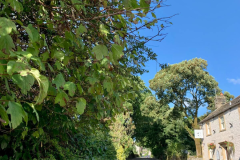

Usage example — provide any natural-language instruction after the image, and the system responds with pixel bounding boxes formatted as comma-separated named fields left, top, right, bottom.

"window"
left=219, top=115, right=226, bottom=131
left=206, top=122, right=211, bottom=135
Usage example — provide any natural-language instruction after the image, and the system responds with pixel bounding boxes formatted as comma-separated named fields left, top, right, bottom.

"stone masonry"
left=200, top=95, right=240, bottom=160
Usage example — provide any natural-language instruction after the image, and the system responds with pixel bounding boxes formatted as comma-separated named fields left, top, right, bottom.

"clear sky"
left=140, top=0, right=240, bottom=116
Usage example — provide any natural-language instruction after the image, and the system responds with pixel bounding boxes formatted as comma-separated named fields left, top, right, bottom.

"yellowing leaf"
left=99, top=24, right=109, bottom=37
left=30, top=68, right=49, bottom=104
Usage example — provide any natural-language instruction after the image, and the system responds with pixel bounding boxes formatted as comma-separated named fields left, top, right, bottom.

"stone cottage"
left=200, top=94, right=240, bottom=160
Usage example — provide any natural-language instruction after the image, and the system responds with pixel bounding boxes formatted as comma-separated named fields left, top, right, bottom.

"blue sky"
left=140, top=0, right=240, bottom=116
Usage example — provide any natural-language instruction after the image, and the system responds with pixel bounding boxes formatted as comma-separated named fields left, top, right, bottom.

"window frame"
left=205, top=121, right=211, bottom=136
left=218, top=114, right=226, bottom=132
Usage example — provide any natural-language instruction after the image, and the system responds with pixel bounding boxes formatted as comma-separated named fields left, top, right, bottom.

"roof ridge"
left=200, top=95, right=240, bottom=123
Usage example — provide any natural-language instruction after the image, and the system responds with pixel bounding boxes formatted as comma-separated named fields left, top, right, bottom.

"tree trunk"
left=194, top=138, right=202, bottom=157
left=185, top=117, right=202, bottom=157
left=193, top=117, right=202, bottom=157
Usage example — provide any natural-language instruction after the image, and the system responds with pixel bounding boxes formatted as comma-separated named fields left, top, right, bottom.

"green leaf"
left=12, top=74, right=35, bottom=94
left=15, top=51, right=33, bottom=59
left=30, top=56, right=46, bottom=71
left=54, top=61, right=62, bottom=70
left=65, top=31, right=74, bottom=43
left=40, top=52, right=49, bottom=61
left=52, top=73, right=65, bottom=89
left=123, top=0, right=138, bottom=8
left=151, top=12, right=156, bottom=18
left=32, top=131, right=39, bottom=138
left=16, top=20, right=23, bottom=26
left=7, top=61, right=28, bottom=75
left=22, top=127, right=28, bottom=139
left=23, top=111, right=28, bottom=126
left=30, top=68, right=49, bottom=104
left=53, top=50, right=65, bottom=61
left=27, top=103, right=39, bottom=122
left=55, top=90, right=69, bottom=106
left=86, top=77, right=99, bottom=85
left=0, top=17, right=16, bottom=36
left=140, top=0, right=150, bottom=13
left=92, top=45, right=108, bottom=60
left=7, top=101, right=25, bottom=129
left=77, top=84, right=83, bottom=95
left=26, top=47, right=38, bottom=56
left=99, top=24, right=109, bottom=37
left=38, top=128, right=44, bottom=135
left=76, top=98, right=86, bottom=115
left=5, top=78, right=10, bottom=92
left=114, top=34, right=121, bottom=44
left=48, top=84, right=57, bottom=96
left=76, top=24, right=87, bottom=35
left=0, top=35, right=15, bottom=52
left=1, top=141, right=7, bottom=150
left=64, top=82, right=76, bottom=97
left=0, top=104, right=9, bottom=125
left=7, top=0, right=23, bottom=13
left=0, top=59, right=7, bottom=76
left=111, top=44, right=124, bottom=60
left=23, top=24, right=39, bottom=43
left=103, top=79, right=113, bottom=93
left=48, top=63, right=54, bottom=72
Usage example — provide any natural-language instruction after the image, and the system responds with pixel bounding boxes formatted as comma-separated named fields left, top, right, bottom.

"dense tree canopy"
left=0, top=0, right=172, bottom=159
left=132, top=82, right=195, bottom=159
left=149, top=58, right=219, bottom=157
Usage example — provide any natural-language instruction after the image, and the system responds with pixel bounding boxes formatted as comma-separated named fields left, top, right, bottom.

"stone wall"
left=187, top=156, right=203, bottom=160
left=201, top=104, right=240, bottom=160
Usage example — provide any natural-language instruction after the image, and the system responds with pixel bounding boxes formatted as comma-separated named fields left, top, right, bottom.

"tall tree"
left=149, top=58, right=219, bottom=157
left=131, top=81, right=194, bottom=159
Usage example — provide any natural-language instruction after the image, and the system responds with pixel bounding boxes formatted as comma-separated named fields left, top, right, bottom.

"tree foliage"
left=132, top=82, right=195, bottom=159
left=110, top=110, right=135, bottom=160
left=0, top=0, right=171, bottom=159
left=149, top=58, right=219, bottom=156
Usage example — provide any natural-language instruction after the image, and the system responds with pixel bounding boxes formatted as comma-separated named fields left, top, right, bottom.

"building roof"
left=200, top=95, right=240, bottom=124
